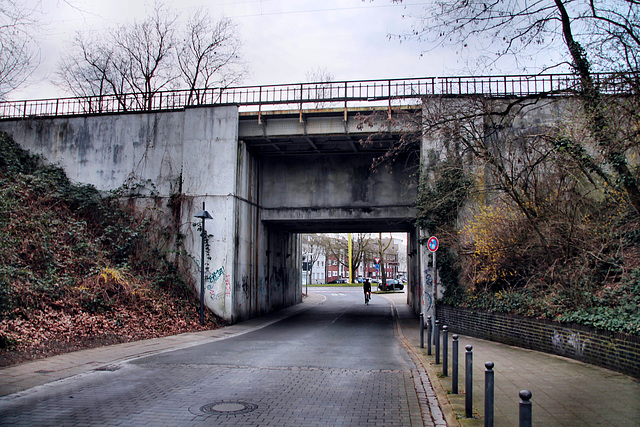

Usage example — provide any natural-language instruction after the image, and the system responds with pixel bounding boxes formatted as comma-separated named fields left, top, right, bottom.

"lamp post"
left=194, top=202, right=212, bottom=326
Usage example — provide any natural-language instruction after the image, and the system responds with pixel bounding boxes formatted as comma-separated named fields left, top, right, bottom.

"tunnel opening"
left=300, top=231, right=409, bottom=289
left=257, top=218, right=422, bottom=323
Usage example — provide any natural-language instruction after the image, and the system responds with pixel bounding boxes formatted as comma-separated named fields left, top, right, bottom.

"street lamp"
left=194, top=202, right=212, bottom=325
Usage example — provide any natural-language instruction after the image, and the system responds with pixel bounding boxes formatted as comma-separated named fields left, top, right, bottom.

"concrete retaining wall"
left=437, top=305, right=640, bottom=378
left=0, top=106, right=301, bottom=323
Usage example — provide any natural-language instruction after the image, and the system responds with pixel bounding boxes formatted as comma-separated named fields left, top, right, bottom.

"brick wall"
left=437, top=305, right=640, bottom=379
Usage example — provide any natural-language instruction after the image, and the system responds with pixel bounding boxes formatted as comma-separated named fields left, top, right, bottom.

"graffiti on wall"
left=552, top=329, right=590, bottom=357
left=241, top=274, right=249, bottom=298
left=208, top=266, right=225, bottom=284
left=206, top=266, right=227, bottom=302
left=424, top=270, right=433, bottom=286
left=424, top=292, right=433, bottom=312
left=423, top=270, right=433, bottom=312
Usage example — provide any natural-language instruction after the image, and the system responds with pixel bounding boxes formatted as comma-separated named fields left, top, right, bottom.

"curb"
left=386, top=296, right=460, bottom=427
left=417, top=348, right=483, bottom=426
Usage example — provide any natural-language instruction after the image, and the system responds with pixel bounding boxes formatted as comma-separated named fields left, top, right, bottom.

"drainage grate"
left=200, top=401, right=258, bottom=415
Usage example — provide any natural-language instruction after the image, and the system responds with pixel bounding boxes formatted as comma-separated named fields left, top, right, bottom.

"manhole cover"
left=200, top=401, right=258, bottom=415
left=94, top=365, right=121, bottom=372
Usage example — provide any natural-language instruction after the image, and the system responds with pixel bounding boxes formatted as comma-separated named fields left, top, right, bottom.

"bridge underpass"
left=238, top=108, right=423, bottom=322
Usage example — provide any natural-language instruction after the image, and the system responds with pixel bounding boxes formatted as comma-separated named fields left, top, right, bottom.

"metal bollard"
left=435, top=320, right=441, bottom=364
left=465, top=345, right=473, bottom=418
left=485, top=362, right=495, bottom=427
left=427, top=316, right=432, bottom=356
left=420, top=313, right=424, bottom=348
left=452, top=335, right=459, bottom=394
left=442, top=326, right=449, bottom=376
left=519, top=390, right=532, bottom=427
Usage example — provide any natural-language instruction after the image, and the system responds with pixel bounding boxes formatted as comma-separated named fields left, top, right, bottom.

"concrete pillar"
left=181, top=106, right=240, bottom=322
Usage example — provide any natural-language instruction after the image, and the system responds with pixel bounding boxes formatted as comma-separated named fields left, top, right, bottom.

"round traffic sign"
left=427, top=236, right=439, bottom=252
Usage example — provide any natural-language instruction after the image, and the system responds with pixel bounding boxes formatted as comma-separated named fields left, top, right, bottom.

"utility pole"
left=348, top=233, right=353, bottom=283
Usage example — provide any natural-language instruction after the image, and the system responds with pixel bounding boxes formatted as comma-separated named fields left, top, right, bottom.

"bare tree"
left=177, top=10, right=246, bottom=104
left=387, top=0, right=640, bottom=212
left=305, top=67, right=336, bottom=108
left=390, top=0, right=638, bottom=74
left=58, top=33, right=123, bottom=110
left=0, top=0, right=39, bottom=99
left=58, top=2, right=177, bottom=110
left=58, top=2, right=246, bottom=110
left=319, top=233, right=374, bottom=280
left=305, top=67, right=334, bottom=83
left=114, top=2, right=178, bottom=110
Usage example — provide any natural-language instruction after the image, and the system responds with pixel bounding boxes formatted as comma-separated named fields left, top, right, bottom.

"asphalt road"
left=0, top=288, right=430, bottom=426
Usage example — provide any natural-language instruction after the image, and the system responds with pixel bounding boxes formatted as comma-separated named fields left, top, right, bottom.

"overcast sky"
left=12, top=0, right=481, bottom=100
left=14, top=0, right=566, bottom=101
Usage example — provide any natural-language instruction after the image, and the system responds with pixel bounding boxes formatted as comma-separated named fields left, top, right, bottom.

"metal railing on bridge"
left=0, top=73, right=633, bottom=120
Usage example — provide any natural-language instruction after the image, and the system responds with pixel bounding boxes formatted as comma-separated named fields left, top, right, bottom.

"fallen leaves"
left=0, top=289, right=223, bottom=366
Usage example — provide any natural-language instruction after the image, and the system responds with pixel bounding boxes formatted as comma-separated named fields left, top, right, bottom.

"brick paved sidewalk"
left=390, top=293, right=640, bottom=427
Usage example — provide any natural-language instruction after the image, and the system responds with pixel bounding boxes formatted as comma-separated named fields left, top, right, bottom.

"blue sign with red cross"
left=427, top=236, right=439, bottom=252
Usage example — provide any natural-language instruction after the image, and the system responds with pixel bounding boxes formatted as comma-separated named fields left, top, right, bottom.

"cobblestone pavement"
left=0, top=363, right=423, bottom=426
left=0, top=289, right=441, bottom=426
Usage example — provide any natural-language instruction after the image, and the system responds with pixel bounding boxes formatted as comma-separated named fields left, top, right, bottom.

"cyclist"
left=363, top=278, right=371, bottom=305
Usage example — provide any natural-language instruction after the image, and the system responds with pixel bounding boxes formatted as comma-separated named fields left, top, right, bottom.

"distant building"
left=302, top=236, right=326, bottom=285
left=302, top=234, right=406, bottom=284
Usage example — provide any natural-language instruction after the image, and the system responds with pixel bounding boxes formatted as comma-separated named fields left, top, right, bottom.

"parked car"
left=377, top=279, right=404, bottom=291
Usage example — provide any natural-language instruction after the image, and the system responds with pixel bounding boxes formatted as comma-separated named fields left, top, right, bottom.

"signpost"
left=427, top=236, right=439, bottom=324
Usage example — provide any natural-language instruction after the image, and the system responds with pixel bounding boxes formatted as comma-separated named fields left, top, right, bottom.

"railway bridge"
left=0, top=74, right=625, bottom=322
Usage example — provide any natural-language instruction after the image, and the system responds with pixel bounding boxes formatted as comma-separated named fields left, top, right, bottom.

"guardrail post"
left=427, top=316, right=432, bottom=356
left=465, top=345, right=473, bottom=418
left=452, top=335, right=459, bottom=394
left=435, top=320, right=441, bottom=364
left=519, top=390, right=532, bottom=427
left=387, top=79, right=392, bottom=119
left=485, top=362, right=494, bottom=427
left=442, top=326, right=448, bottom=376
left=344, top=81, right=348, bottom=121
left=420, top=313, right=424, bottom=348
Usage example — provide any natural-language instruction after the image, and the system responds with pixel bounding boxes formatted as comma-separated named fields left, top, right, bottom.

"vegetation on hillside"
left=383, top=0, right=640, bottom=337
left=0, top=133, right=223, bottom=366
left=416, top=96, right=640, bottom=336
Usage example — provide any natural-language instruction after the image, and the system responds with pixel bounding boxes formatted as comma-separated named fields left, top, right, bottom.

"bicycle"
left=364, top=291, right=371, bottom=305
